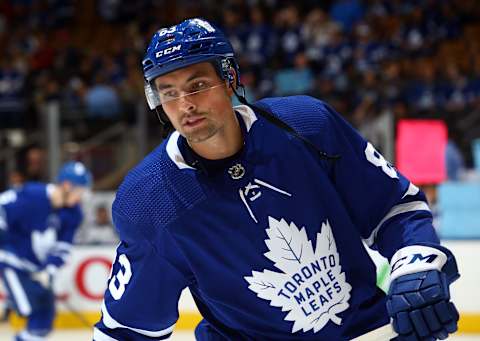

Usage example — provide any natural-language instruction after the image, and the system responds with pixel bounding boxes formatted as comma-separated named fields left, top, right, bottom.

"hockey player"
left=0, top=161, right=92, bottom=341
left=93, top=18, right=460, bottom=341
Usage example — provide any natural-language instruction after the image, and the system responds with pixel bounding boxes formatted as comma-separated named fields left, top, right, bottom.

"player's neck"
left=188, top=116, right=243, bottom=160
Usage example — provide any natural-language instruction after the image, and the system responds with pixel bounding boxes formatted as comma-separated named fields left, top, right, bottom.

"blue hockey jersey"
left=94, top=96, right=438, bottom=340
left=0, top=182, right=83, bottom=272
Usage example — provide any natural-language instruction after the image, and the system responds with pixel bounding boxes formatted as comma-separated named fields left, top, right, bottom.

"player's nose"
left=177, top=94, right=197, bottom=113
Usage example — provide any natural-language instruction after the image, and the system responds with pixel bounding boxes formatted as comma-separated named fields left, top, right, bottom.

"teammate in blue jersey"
left=0, top=161, right=92, bottom=341
left=93, top=18, right=460, bottom=341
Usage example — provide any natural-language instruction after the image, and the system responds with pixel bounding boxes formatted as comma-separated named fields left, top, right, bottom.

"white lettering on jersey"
left=109, top=254, right=132, bottom=300
left=365, top=142, right=398, bottom=179
left=245, top=218, right=351, bottom=333
left=239, top=178, right=292, bottom=223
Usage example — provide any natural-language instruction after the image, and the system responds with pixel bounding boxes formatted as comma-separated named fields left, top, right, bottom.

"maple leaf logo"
left=244, top=217, right=352, bottom=333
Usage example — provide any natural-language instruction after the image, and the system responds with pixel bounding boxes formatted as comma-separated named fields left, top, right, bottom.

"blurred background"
left=0, top=0, right=480, bottom=338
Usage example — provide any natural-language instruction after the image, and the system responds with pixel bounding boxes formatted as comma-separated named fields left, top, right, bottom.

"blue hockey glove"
left=387, top=244, right=460, bottom=341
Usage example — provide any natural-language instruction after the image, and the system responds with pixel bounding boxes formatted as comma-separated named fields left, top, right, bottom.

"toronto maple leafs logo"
left=244, top=217, right=352, bottom=334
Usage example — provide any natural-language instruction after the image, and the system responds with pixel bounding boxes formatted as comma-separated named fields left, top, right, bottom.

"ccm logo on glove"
left=390, top=246, right=447, bottom=281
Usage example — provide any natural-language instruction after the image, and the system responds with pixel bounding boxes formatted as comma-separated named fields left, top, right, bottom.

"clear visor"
left=148, top=78, right=227, bottom=108
left=145, top=82, right=161, bottom=110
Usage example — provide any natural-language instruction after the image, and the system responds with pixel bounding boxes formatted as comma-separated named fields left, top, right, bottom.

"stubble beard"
left=184, top=121, right=220, bottom=144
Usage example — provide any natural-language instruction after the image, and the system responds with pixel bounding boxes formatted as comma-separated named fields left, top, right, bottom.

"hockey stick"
left=350, top=323, right=398, bottom=341
left=57, top=299, right=92, bottom=328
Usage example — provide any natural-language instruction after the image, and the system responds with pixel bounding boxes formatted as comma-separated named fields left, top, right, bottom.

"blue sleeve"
left=57, top=206, right=83, bottom=243
left=312, top=98, right=439, bottom=259
left=45, top=206, right=83, bottom=269
left=94, top=210, right=189, bottom=340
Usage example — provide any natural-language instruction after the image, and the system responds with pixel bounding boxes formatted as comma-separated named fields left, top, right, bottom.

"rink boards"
left=2, top=241, right=479, bottom=333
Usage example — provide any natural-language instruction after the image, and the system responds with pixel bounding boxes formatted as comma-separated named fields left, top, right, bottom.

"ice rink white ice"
left=1, top=326, right=480, bottom=341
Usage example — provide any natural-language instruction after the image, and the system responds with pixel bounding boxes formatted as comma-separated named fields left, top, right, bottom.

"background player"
left=94, top=18, right=459, bottom=341
left=0, top=161, right=92, bottom=341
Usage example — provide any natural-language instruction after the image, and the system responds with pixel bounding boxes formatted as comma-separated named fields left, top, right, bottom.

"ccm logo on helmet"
left=156, top=45, right=181, bottom=58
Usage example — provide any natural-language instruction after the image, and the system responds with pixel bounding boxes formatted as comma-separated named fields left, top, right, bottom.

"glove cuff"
left=390, top=245, right=448, bottom=282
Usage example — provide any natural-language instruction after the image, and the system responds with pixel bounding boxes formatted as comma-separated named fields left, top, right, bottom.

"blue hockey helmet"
left=142, top=18, right=240, bottom=110
left=56, top=161, right=92, bottom=187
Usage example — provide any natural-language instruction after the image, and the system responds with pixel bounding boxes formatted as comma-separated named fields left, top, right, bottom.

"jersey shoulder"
left=254, top=95, right=334, bottom=137
left=0, top=182, right=51, bottom=227
left=8, top=182, right=49, bottom=209
left=19, top=182, right=49, bottom=198
left=113, top=141, right=204, bottom=241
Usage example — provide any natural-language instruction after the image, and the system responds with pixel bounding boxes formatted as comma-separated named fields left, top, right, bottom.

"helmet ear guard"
left=219, top=57, right=240, bottom=87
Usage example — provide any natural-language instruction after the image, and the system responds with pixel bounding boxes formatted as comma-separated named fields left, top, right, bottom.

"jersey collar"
left=165, top=104, right=258, bottom=171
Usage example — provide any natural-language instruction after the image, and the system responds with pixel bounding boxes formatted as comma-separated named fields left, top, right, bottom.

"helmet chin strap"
left=154, top=106, right=174, bottom=137
left=231, top=84, right=340, bottom=161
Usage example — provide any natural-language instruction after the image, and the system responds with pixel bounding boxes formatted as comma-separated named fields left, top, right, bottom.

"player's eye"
left=189, top=80, right=209, bottom=92
left=161, top=89, right=179, bottom=99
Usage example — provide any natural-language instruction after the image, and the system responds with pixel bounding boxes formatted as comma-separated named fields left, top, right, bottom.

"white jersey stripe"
left=4, top=268, right=32, bottom=315
left=234, top=104, right=258, bottom=132
left=17, top=330, right=46, bottom=341
left=364, top=201, right=430, bottom=247
left=0, top=205, right=7, bottom=231
left=166, top=131, right=195, bottom=170
left=0, top=250, right=38, bottom=272
left=401, top=182, right=420, bottom=199
left=101, top=302, right=175, bottom=337
left=93, top=327, right=119, bottom=341
left=54, top=241, right=72, bottom=251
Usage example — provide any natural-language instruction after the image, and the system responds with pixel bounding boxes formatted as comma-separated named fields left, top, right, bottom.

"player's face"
left=50, top=182, right=87, bottom=208
left=153, top=62, right=235, bottom=144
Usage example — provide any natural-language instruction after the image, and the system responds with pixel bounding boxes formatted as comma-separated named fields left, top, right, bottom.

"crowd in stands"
left=1, top=0, right=480, bottom=164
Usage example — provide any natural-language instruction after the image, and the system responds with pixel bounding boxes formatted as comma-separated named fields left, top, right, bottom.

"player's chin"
left=184, top=126, right=217, bottom=143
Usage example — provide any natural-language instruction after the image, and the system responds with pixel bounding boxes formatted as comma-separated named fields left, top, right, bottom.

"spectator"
left=274, top=52, right=313, bottom=96
left=330, top=0, right=365, bottom=32
left=0, top=56, right=27, bottom=128
left=274, top=4, right=304, bottom=67
left=243, top=5, right=276, bottom=67
left=75, top=204, right=119, bottom=244
left=15, top=144, right=47, bottom=183
left=84, top=74, right=121, bottom=119
left=445, top=139, right=466, bottom=181
left=1, top=0, right=480, bottom=187
left=302, top=8, right=340, bottom=62
left=404, top=58, right=440, bottom=114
